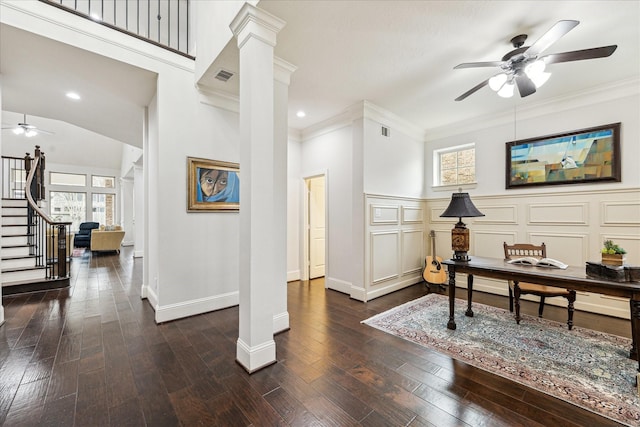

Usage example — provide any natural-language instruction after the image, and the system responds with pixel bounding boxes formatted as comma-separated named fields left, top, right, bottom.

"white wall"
left=301, top=124, right=354, bottom=294
left=287, top=136, right=302, bottom=281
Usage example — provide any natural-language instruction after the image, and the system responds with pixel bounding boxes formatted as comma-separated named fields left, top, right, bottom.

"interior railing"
left=38, top=0, right=193, bottom=58
left=2, top=147, right=72, bottom=280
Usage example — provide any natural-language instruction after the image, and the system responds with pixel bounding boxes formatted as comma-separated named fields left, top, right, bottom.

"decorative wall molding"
left=401, top=229, right=424, bottom=276
left=601, top=201, right=640, bottom=226
left=370, top=205, right=399, bottom=224
left=402, top=206, right=424, bottom=224
left=370, top=231, right=400, bottom=284
left=473, top=205, right=517, bottom=224
left=528, top=203, right=588, bottom=225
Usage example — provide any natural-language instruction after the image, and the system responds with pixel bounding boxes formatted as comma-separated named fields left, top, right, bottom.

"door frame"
left=302, top=171, right=328, bottom=283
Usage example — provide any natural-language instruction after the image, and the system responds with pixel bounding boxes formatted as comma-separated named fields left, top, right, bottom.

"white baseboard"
left=361, top=275, right=423, bottom=302
left=0, top=305, right=4, bottom=327
left=273, top=311, right=290, bottom=333
left=236, top=337, right=276, bottom=373
left=133, top=250, right=144, bottom=258
left=287, top=270, right=300, bottom=282
left=154, top=291, right=239, bottom=323
left=121, top=240, right=134, bottom=247
left=326, top=276, right=351, bottom=294
left=140, top=284, right=148, bottom=299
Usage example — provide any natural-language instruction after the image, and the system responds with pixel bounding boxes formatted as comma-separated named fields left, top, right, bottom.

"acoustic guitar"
left=423, top=230, right=447, bottom=285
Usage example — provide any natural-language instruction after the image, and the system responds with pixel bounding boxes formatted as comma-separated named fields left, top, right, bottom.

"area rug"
left=362, top=294, right=640, bottom=426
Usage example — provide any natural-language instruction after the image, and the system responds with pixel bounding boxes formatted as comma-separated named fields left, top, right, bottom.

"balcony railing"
left=39, top=0, right=193, bottom=58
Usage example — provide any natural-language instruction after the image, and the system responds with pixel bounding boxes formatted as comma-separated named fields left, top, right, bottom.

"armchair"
left=73, top=222, right=100, bottom=248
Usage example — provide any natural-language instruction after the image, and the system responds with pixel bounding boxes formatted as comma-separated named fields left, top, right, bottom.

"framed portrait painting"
left=187, top=157, right=239, bottom=212
left=506, top=122, right=621, bottom=189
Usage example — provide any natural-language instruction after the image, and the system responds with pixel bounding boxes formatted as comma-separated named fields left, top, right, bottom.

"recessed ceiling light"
left=296, top=111, right=306, bottom=118
left=66, top=92, right=81, bottom=100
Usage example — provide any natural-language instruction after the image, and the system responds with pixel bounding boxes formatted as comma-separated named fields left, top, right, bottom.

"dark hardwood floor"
left=0, top=247, right=630, bottom=426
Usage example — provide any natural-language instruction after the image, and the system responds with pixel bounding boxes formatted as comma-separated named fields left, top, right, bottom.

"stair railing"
left=24, top=146, right=72, bottom=280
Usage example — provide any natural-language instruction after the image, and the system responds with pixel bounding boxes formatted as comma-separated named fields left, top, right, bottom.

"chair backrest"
left=503, top=242, right=546, bottom=260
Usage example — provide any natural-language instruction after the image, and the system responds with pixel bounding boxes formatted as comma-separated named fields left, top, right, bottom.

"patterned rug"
left=362, top=294, right=640, bottom=426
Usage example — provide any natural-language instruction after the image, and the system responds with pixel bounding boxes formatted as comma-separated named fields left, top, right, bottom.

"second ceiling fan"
left=454, top=20, right=617, bottom=101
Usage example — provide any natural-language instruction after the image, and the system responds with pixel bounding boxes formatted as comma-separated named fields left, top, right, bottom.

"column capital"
left=274, top=57, right=297, bottom=86
left=230, top=3, right=285, bottom=49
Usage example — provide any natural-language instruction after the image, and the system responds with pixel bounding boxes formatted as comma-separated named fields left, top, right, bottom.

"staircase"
left=1, top=198, right=47, bottom=287
left=1, top=148, right=71, bottom=295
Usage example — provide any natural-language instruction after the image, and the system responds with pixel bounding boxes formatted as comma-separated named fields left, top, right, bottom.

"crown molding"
left=198, top=86, right=240, bottom=113
left=362, top=100, right=424, bottom=141
left=426, top=77, right=640, bottom=141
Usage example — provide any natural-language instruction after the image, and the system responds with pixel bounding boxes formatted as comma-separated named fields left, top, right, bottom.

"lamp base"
left=452, top=251, right=470, bottom=262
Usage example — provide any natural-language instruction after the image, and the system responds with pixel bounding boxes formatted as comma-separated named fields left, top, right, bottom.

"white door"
left=308, top=176, right=325, bottom=279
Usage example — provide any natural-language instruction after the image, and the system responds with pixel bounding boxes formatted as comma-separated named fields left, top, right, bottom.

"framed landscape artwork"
left=506, top=122, right=621, bottom=189
left=187, top=157, right=239, bottom=212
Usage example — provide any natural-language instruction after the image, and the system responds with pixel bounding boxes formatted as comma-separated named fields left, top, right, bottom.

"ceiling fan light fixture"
left=497, top=81, right=515, bottom=98
left=488, top=73, right=508, bottom=91
left=25, top=129, right=38, bottom=137
left=12, top=127, right=25, bottom=135
left=531, top=71, right=552, bottom=88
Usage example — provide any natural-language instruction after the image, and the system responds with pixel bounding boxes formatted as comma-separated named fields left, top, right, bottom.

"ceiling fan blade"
left=36, top=129, right=54, bottom=135
left=525, top=20, right=580, bottom=58
left=542, top=45, right=618, bottom=65
left=515, top=75, right=536, bottom=97
left=455, top=79, right=490, bottom=101
left=454, top=61, right=504, bottom=69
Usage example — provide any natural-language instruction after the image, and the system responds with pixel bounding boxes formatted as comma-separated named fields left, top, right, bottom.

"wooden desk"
left=442, top=256, right=640, bottom=386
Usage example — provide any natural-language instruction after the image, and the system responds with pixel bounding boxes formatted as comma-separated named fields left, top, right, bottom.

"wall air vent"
left=381, top=126, right=390, bottom=137
left=214, top=69, right=235, bottom=82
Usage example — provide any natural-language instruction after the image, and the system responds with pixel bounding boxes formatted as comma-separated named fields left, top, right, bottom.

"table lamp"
left=440, top=190, right=484, bottom=261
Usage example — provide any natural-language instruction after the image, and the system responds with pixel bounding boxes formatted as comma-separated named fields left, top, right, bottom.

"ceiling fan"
left=454, top=20, right=617, bottom=101
left=1, top=114, right=54, bottom=137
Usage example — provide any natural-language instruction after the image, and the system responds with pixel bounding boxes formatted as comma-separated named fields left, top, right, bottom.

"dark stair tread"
left=2, top=214, right=28, bottom=217
left=1, top=244, right=36, bottom=249
left=1, top=234, right=35, bottom=237
left=1, top=277, right=70, bottom=295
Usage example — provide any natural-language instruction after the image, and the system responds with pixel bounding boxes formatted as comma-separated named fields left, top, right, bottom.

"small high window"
left=434, top=144, right=476, bottom=187
left=50, top=172, right=86, bottom=187
left=92, top=175, right=115, bottom=188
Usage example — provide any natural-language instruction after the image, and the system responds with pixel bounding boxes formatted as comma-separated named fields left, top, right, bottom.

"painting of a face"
left=200, top=169, right=228, bottom=198
left=188, top=157, right=240, bottom=212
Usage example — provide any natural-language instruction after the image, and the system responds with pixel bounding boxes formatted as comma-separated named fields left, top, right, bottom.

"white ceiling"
left=1, top=0, right=639, bottom=162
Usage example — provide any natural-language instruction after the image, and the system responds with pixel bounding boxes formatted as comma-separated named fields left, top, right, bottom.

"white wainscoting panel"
left=528, top=203, right=588, bottom=225
left=601, top=201, right=640, bottom=226
left=370, top=205, right=399, bottom=224
left=401, top=229, right=424, bottom=275
left=473, top=231, right=518, bottom=259
left=371, top=231, right=400, bottom=284
left=528, top=232, right=589, bottom=266
left=402, top=206, right=424, bottom=224
left=364, top=195, right=426, bottom=301
left=474, top=205, right=517, bottom=224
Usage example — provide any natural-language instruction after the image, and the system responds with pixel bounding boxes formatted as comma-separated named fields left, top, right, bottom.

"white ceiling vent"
left=214, top=69, right=235, bottom=82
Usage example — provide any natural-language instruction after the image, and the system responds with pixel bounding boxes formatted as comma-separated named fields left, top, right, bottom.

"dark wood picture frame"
left=187, top=157, right=240, bottom=212
left=506, top=122, right=621, bottom=189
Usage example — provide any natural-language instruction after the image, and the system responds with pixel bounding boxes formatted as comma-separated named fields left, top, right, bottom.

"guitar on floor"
left=423, top=230, right=447, bottom=287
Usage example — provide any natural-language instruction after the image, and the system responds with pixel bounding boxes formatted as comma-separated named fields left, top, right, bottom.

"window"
left=49, top=192, right=86, bottom=231
left=50, top=172, right=86, bottom=187
left=92, top=193, right=115, bottom=226
left=434, top=144, right=476, bottom=187
left=92, top=175, right=115, bottom=188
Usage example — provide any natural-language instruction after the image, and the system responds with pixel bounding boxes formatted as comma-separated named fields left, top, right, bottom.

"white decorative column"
left=230, top=4, right=285, bottom=373
left=119, top=177, right=134, bottom=246
left=272, top=57, right=296, bottom=334
left=133, top=163, right=145, bottom=259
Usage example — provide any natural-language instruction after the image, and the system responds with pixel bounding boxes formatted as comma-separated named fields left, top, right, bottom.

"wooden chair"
left=503, top=242, right=576, bottom=330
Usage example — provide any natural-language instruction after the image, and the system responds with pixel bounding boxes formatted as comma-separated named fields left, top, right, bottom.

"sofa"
left=46, top=227, right=74, bottom=260
left=90, top=226, right=125, bottom=253
left=74, top=222, right=100, bottom=248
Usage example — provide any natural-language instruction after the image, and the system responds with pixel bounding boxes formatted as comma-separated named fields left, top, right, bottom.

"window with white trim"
left=433, top=143, right=476, bottom=187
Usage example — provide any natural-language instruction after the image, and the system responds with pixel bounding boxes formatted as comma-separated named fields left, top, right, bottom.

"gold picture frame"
left=187, top=157, right=239, bottom=212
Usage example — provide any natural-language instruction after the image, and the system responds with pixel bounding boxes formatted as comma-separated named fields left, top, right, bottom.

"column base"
left=236, top=338, right=276, bottom=374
